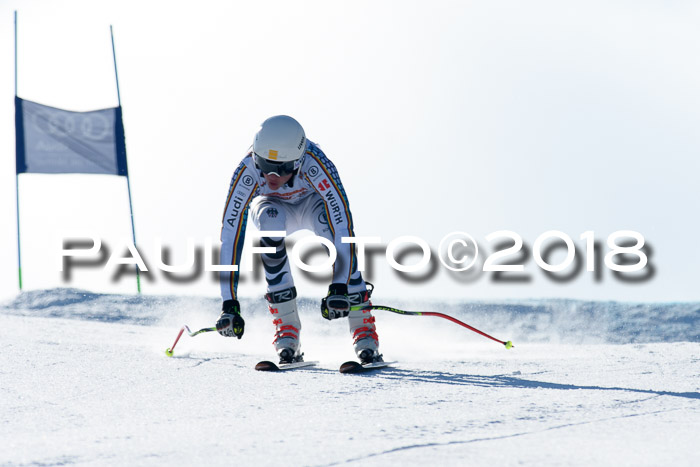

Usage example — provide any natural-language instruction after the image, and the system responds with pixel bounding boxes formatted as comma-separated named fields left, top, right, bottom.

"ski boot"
left=266, top=287, right=304, bottom=364
left=347, top=283, right=381, bottom=363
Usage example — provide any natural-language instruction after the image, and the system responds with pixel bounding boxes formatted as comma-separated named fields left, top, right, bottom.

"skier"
left=215, top=115, right=381, bottom=365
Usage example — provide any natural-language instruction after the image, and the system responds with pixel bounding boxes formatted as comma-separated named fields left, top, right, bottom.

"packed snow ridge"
left=2, top=288, right=698, bottom=344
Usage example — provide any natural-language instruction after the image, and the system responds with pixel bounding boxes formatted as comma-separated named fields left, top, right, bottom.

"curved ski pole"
left=165, top=325, right=217, bottom=356
left=353, top=304, right=513, bottom=349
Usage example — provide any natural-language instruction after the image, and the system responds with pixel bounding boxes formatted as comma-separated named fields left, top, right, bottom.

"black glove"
left=217, top=299, right=245, bottom=339
left=321, top=283, right=350, bottom=320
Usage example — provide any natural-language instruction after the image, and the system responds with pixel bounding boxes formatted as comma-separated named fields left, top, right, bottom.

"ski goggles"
left=253, top=153, right=297, bottom=176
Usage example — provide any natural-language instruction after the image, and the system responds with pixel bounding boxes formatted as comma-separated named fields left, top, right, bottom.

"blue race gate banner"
left=15, top=96, right=128, bottom=176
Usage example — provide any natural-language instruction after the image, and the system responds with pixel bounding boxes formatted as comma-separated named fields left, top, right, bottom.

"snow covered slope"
left=1, top=289, right=698, bottom=466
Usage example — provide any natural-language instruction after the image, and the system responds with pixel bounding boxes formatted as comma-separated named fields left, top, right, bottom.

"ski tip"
left=255, top=361, right=280, bottom=372
left=339, top=360, right=394, bottom=373
left=339, top=361, right=363, bottom=374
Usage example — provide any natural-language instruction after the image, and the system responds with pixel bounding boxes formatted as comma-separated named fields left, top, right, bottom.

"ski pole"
left=353, top=304, right=513, bottom=349
left=165, top=325, right=217, bottom=357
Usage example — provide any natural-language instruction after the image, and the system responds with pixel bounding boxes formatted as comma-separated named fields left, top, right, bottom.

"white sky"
left=1, top=0, right=699, bottom=302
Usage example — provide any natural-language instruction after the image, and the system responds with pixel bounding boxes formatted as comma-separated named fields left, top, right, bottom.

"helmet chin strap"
left=287, top=169, right=298, bottom=188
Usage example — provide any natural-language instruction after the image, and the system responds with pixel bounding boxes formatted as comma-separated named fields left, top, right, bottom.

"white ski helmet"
left=253, top=115, right=307, bottom=176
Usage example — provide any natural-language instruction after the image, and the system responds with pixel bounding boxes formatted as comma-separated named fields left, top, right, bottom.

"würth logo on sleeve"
left=318, top=179, right=331, bottom=191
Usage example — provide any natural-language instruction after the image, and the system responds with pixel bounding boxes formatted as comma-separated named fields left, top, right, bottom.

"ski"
left=339, top=360, right=395, bottom=374
left=255, top=360, right=317, bottom=372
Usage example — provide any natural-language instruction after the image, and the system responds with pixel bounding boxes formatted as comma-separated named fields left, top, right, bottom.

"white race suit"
left=219, top=140, right=378, bottom=354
